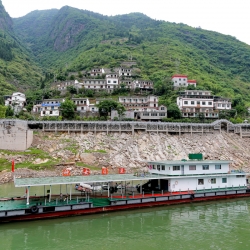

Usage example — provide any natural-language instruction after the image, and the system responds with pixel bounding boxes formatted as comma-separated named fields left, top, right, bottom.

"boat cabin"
left=147, top=154, right=246, bottom=193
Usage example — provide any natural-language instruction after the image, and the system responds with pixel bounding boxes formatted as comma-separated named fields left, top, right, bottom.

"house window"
left=173, top=166, right=180, bottom=171
left=211, top=178, right=216, bottom=184
left=197, top=101, right=200, bottom=104
left=184, top=101, right=188, bottom=104
left=236, top=175, right=245, bottom=178
left=161, top=107, right=165, bottom=110
left=202, top=165, right=209, bottom=170
left=198, top=179, right=204, bottom=185
left=202, top=102, right=206, bottom=105
left=153, top=165, right=156, bottom=169
left=162, top=165, right=165, bottom=170
left=189, top=165, right=196, bottom=170
left=157, top=165, right=161, bottom=171
left=222, top=178, right=227, bottom=183
left=215, top=165, right=221, bottom=170
left=208, top=102, right=212, bottom=105
left=191, top=101, right=194, bottom=105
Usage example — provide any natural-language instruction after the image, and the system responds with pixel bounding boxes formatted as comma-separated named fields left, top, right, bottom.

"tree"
left=67, top=86, right=77, bottom=95
left=0, top=105, right=7, bottom=118
left=97, top=100, right=125, bottom=118
left=167, top=104, right=181, bottom=119
left=5, top=105, right=14, bottom=117
left=60, top=99, right=76, bottom=120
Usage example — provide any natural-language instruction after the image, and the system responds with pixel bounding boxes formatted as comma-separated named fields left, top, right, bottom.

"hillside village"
left=3, top=62, right=234, bottom=122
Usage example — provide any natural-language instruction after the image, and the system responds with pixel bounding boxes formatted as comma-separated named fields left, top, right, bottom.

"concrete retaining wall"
left=0, top=120, right=33, bottom=151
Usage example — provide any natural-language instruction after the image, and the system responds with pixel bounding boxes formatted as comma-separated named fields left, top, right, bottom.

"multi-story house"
left=56, top=80, right=83, bottom=92
left=213, top=97, right=232, bottom=110
left=116, top=95, right=167, bottom=121
left=119, top=68, right=132, bottom=77
left=172, top=74, right=197, bottom=88
left=32, top=101, right=42, bottom=114
left=72, top=98, right=90, bottom=112
left=133, top=79, right=154, bottom=91
left=106, top=74, right=119, bottom=93
left=90, top=68, right=105, bottom=77
left=4, top=92, right=26, bottom=114
left=119, top=95, right=159, bottom=110
left=83, top=79, right=106, bottom=91
left=40, top=99, right=64, bottom=117
left=177, top=90, right=219, bottom=118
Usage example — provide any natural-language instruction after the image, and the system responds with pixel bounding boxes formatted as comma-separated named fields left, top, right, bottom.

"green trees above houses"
left=60, top=99, right=76, bottom=120
left=97, top=100, right=125, bottom=118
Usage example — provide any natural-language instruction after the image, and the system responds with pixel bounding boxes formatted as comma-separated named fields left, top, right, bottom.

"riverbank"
left=1, top=130, right=250, bottom=184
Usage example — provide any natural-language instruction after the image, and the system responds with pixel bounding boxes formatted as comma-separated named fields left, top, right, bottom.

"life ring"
left=208, top=179, right=211, bottom=183
left=30, top=205, right=39, bottom=214
left=109, top=187, right=115, bottom=194
left=175, top=181, right=178, bottom=185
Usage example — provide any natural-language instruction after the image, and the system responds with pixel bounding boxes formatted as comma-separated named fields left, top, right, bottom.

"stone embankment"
left=1, top=131, right=250, bottom=184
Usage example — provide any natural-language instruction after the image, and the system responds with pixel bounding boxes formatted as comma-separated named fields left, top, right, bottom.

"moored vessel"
left=1, top=154, right=249, bottom=222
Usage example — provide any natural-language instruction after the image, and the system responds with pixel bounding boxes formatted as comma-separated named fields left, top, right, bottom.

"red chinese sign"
left=102, top=167, right=108, bottom=175
left=119, top=167, right=126, bottom=174
left=82, top=168, right=91, bottom=176
left=62, top=168, right=71, bottom=176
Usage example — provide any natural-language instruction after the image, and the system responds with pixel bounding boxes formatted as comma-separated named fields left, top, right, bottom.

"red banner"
left=119, top=167, right=126, bottom=174
left=62, top=168, right=71, bottom=176
left=82, top=168, right=90, bottom=176
left=102, top=167, right=108, bottom=175
left=11, top=160, right=15, bottom=172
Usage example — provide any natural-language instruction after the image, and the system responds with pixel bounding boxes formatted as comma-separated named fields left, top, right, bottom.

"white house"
left=119, top=68, right=132, bottom=77
left=83, top=79, right=106, bottom=91
left=40, top=99, right=64, bottom=117
left=214, top=97, right=232, bottom=110
left=172, top=74, right=197, bottom=88
left=177, top=90, right=219, bottom=118
left=106, top=74, right=119, bottom=93
left=90, top=68, right=105, bottom=77
left=72, top=98, right=90, bottom=112
left=4, top=92, right=26, bottom=114
left=118, top=95, right=159, bottom=111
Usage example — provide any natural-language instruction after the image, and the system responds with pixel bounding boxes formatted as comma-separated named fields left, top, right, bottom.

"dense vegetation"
left=0, top=1, right=249, bottom=119
left=0, top=1, right=42, bottom=96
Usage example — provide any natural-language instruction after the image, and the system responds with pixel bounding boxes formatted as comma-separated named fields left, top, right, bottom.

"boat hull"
left=1, top=192, right=250, bottom=223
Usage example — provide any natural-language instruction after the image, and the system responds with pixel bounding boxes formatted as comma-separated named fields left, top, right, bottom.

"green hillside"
left=12, top=6, right=250, bottom=109
left=0, top=0, right=42, bottom=96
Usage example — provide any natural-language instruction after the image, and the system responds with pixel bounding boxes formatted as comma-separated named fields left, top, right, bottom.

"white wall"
left=168, top=175, right=246, bottom=192
left=148, top=162, right=230, bottom=175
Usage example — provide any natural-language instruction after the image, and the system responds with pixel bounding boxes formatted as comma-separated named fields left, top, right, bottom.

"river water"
left=1, top=183, right=250, bottom=250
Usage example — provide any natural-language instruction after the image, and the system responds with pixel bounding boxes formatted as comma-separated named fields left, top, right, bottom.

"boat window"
left=173, top=166, right=180, bottom=171
left=189, top=165, right=196, bottom=170
left=157, top=165, right=161, bottom=171
left=153, top=165, right=156, bottom=169
left=215, top=165, right=221, bottom=170
left=211, top=178, right=216, bottom=184
left=222, top=178, right=227, bottom=183
left=236, top=175, right=245, bottom=178
left=198, top=179, right=204, bottom=185
left=161, top=165, right=165, bottom=171
left=202, top=165, right=209, bottom=170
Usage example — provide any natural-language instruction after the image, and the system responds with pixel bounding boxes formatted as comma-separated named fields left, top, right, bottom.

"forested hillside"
left=0, top=1, right=248, bottom=110
left=12, top=5, right=250, bottom=108
left=0, top=0, right=42, bottom=96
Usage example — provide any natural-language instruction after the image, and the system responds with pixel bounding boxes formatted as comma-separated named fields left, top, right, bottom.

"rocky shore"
left=1, top=130, right=250, bottom=184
